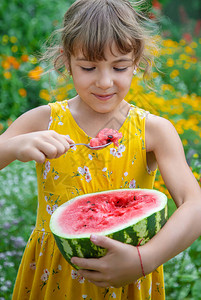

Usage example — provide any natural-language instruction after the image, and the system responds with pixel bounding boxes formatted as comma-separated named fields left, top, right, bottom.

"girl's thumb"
left=90, top=234, right=117, bottom=250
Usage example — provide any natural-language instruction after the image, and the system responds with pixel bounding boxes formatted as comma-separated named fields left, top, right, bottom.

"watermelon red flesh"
left=50, top=189, right=168, bottom=269
left=89, top=128, right=123, bottom=147
left=58, top=191, right=159, bottom=235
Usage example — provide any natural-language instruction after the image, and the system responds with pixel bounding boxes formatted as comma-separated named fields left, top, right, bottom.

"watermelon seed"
left=108, top=135, right=113, bottom=139
left=87, top=201, right=91, bottom=203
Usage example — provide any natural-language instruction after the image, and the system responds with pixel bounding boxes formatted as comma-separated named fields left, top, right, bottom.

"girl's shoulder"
left=145, top=113, right=179, bottom=153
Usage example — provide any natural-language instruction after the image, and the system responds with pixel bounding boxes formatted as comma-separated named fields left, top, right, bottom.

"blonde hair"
left=41, top=0, right=158, bottom=80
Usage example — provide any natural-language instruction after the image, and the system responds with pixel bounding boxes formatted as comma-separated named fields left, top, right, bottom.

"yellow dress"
left=12, top=100, right=165, bottom=300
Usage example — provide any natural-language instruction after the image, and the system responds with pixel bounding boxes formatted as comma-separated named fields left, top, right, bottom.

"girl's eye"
left=114, top=67, right=128, bottom=72
left=81, top=67, right=95, bottom=71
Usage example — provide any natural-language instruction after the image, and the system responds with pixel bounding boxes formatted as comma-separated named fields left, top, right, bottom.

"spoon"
left=70, top=142, right=112, bottom=150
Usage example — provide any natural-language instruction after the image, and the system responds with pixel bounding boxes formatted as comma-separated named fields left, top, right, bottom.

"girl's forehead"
left=72, top=42, right=134, bottom=62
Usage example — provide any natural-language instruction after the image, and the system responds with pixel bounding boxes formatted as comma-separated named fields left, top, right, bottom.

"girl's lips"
left=93, top=93, right=115, bottom=101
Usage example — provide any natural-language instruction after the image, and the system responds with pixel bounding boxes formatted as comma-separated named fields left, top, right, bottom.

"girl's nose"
left=96, top=71, right=113, bottom=89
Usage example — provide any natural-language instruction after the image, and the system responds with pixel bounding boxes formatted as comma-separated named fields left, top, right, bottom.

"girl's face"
left=68, top=43, right=135, bottom=114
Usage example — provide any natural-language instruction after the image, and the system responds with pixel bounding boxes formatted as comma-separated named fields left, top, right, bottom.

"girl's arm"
left=72, top=115, right=201, bottom=287
left=0, top=105, right=74, bottom=169
left=140, top=115, right=201, bottom=274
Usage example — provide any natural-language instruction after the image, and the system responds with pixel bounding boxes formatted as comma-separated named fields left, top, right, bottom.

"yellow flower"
left=2, top=35, right=9, bottom=43
left=10, top=36, right=18, bottom=43
left=182, top=139, right=188, bottom=146
left=179, top=54, right=189, bottom=61
left=3, top=71, right=12, bottom=79
left=183, top=63, right=190, bottom=69
left=199, top=38, right=201, bottom=44
left=185, top=46, right=194, bottom=55
left=190, top=42, right=197, bottom=48
left=166, top=58, right=174, bottom=67
left=11, top=45, right=18, bottom=53
left=28, top=66, right=43, bottom=81
left=170, top=69, right=179, bottom=79
left=152, top=72, right=159, bottom=78
left=190, top=57, right=197, bottom=64
left=179, top=39, right=186, bottom=46
left=39, top=89, right=51, bottom=101
left=193, top=172, right=200, bottom=180
left=18, top=88, right=27, bottom=97
left=162, top=39, right=178, bottom=48
left=29, top=56, right=38, bottom=64
left=193, top=153, right=199, bottom=158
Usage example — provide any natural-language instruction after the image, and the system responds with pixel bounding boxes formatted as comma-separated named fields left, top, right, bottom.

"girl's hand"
left=9, top=130, right=74, bottom=164
left=71, top=235, right=143, bottom=288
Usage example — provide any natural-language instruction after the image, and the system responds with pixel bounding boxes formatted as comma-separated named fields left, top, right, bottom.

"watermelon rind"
left=50, top=189, right=168, bottom=269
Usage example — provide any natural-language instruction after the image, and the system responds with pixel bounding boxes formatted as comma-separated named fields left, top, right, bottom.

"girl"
left=0, top=0, right=201, bottom=299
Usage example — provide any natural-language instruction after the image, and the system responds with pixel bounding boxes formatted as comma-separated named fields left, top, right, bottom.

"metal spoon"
left=70, top=142, right=112, bottom=150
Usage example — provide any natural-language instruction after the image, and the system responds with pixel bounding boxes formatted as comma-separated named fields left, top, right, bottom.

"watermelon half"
left=50, top=189, right=168, bottom=269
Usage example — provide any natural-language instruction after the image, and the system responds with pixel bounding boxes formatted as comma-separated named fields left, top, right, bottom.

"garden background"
left=0, top=0, right=201, bottom=299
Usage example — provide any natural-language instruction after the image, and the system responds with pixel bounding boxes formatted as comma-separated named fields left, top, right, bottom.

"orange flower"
left=18, top=88, right=27, bottom=97
left=28, top=66, right=43, bottom=81
left=7, top=118, right=13, bottom=127
left=21, top=54, right=29, bottom=62
left=39, top=89, right=51, bottom=101
left=0, top=123, right=4, bottom=131
left=2, top=60, right=10, bottom=70
left=3, top=72, right=12, bottom=79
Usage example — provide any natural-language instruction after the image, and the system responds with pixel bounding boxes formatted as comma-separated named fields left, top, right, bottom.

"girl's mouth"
left=93, top=93, right=115, bottom=101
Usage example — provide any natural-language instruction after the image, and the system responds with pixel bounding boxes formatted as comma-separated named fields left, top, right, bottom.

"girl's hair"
left=41, top=0, right=158, bottom=80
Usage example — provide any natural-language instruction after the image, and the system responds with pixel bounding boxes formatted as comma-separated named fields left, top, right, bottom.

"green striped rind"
left=53, top=203, right=168, bottom=269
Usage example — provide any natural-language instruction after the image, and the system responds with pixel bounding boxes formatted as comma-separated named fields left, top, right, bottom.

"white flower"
left=102, top=167, right=107, bottom=172
left=82, top=295, right=88, bottom=299
left=129, top=179, right=136, bottom=188
left=45, top=196, right=48, bottom=202
left=78, top=167, right=85, bottom=176
left=118, top=144, right=126, bottom=152
left=58, top=265, right=62, bottom=270
left=88, top=154, right=93, bottom=160
left=54, top=175, right=59, bottom=180
left=110, top=148, right=117, bottom=156
left=112, top=292, right=116, bottom=298
left=30, top=262, right=36, bottom=270
left=61, top=105, right=66, bottom=111
left=45, top=161, right=51, bottom=172
left=136, top=279, right=141, bottom=290
left=41, top=273, right=48, bottom=281
left=79, top=276, right=85, bottom=284
left=43, top=170, right=47, bottom=179
left=71, top=270, right=78, bottom=279
left=124, top=172, right=128, bottom=176
left=52, top=204, right=58, bottom=213
left=46, top=205, right=53, bottom=215
left=58, top=121, right=63, bottom=125
left=41, top=269, right=49, bottom=282
left=84, top=166, right=89, bottom=173
left=85, top=173, right=92, bottom=183
left=48, top=116, right=53, bottom=130
left=116, top=151, right=123, bottom=158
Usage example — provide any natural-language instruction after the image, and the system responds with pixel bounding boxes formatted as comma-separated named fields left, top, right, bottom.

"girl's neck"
left=68, top=96, right=130, bottom=137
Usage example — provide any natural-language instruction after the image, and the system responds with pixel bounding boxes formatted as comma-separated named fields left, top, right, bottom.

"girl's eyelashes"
left=80, top=67, right=128, bottom=72
left=113, top=67, right=128, bottom=72
left=81, top=67, right=95, bottom=71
